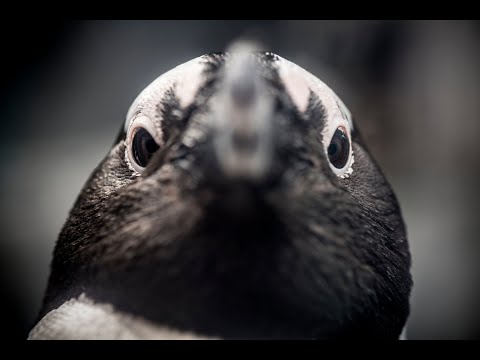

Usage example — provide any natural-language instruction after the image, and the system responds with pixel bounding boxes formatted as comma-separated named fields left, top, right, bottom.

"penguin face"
left=42, top=45, right=412, bottom=339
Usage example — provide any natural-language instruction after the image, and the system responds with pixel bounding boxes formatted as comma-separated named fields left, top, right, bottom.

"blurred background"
left=1, top=20, right=479, bottom=339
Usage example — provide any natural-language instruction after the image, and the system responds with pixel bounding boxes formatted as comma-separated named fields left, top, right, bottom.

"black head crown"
left=35, top=41, right=412, bottom=339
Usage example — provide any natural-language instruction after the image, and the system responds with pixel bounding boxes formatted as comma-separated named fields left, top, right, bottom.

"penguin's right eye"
left=125, top=116, right=161, bottom=174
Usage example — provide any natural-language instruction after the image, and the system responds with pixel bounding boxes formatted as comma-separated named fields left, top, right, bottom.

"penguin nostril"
left=230, top=132, right=260, bottom=153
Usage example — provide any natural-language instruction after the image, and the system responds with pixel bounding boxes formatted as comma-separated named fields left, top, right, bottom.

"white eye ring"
left=322, top=117, right=354, bottom=179
left=125, top=116, right=161, bottom=174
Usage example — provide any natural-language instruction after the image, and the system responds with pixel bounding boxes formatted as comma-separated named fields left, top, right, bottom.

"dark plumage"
left=30, top=43, right=412, bottom=339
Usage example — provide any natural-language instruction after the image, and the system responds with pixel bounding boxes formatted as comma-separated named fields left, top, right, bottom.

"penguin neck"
left=31, top=292, right=409, bottom=339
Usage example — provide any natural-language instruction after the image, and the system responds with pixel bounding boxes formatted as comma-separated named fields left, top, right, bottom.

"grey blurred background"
left=1, top=20, right=479, bottom=339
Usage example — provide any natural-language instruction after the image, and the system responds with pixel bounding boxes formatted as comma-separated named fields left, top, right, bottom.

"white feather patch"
left=28, top=293, right=218, bottom=340
left=124, top=56, right=208, bottom=134
left=275, top=55, right=352, bottom=130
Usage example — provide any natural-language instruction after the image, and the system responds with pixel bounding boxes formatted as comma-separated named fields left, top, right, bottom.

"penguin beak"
left=211, top=42, right=274, bottom=184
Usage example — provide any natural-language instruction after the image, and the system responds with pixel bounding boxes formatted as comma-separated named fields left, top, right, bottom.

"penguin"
left=29, top=41, right=412, bottom=340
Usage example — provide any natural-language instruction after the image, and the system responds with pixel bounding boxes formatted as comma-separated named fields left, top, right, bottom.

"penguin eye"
left=125, top=116, right=161, bottom=174
left=325, top=125, right=354, bottom=178
left=131, top=128, right=159, bottom=168
left=328, top=127, right=350, bottom=169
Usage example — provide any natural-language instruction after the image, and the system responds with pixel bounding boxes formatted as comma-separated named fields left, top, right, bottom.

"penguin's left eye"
left=125, top=116, right=161, bottom=174
left=328, top=127, right=350, bottom=169
left=131, top=128, right=160, bottom=167
left=324, top=125, right=354, bottom=178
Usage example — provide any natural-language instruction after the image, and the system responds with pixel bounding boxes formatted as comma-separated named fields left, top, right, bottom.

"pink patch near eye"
left=281, top=70, right=311, bottom=113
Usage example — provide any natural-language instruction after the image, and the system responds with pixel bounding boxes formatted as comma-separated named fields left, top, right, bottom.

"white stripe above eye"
left=124, top=56, right=209, bottom=134
left=275, top=55, right=353, bottom=131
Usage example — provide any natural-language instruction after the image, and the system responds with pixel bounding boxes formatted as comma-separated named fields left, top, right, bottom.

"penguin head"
left=41, top=42, right=412, bottom=339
